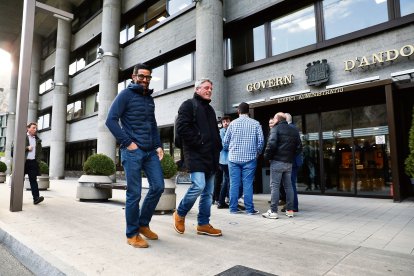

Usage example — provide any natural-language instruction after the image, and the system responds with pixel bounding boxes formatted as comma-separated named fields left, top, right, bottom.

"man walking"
left=25, top=122, right=44, bottom=205
left=263, top=112, right=302, bottom=219
left=106, top=63, right=164, bottom=248
left=173, top=78, right=222, bottom=236
left=223, top=102, right=264, bottom=215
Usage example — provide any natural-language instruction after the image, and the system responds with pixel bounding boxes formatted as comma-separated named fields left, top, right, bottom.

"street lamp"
left=9, top=0, right=73, bottom=212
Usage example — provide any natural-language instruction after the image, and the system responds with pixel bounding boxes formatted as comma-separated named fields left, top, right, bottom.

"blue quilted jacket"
left=105, top=82, right=161, bottom=151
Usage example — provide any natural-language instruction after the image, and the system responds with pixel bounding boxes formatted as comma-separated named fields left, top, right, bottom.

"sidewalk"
left=0, top=178, right=414, bottom=275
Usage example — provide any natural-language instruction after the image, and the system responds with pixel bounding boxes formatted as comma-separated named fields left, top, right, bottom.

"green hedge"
left=39, top=161, right=49, bottom=174
left=160, top=154, right=178, bottom=179
left=0, top=161, right=6, bottom=173
left=83, top=154, right=116, bottom=176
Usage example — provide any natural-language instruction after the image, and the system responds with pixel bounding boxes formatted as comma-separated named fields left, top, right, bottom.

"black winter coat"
left=176, top=93, right=222, bottom=173
left=264, top=120, right=302, bottom=163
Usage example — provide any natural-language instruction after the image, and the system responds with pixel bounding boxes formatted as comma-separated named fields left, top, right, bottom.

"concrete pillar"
left=4, top=54, right=19, bottom=174
left=96, top=0, right=120, bottom=162
left=195, top=0, right=224, bottom=118
left=49, top=15, right=71, bottom=179
left=27, top=35, right=41, bottom=123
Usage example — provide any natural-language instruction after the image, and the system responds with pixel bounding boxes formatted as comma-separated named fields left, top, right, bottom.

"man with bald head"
left=263, top=112, right=302, bottom=219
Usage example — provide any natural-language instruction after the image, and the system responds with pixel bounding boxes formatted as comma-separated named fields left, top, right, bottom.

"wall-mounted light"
left=97, top=47, right=104, bottom=59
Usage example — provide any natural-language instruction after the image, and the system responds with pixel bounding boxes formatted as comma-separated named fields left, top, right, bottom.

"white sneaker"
left=262, top=209, right=278, bottom=219
left=286, top=210, right=294, bottom=218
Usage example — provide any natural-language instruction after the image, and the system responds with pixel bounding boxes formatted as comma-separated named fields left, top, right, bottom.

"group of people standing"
left=105, top=62, right=302, bottom=249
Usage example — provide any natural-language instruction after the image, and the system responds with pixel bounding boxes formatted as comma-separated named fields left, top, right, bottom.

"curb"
left=0, top=220, right=84, bottom=276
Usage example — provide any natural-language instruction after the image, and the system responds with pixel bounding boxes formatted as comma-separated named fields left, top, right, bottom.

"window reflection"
left=400, top=0, right=414, bottom=17
left=151, top=66, right=165, bottom=92
left=167, top=54, right=192, bottom=88
left=271, top=5, right=316, bottom=56
left=253, top=25, right=266, bottom=61
left=323, top=0, right=388, bottom=39
left=168, top=0, right=192, bottom=15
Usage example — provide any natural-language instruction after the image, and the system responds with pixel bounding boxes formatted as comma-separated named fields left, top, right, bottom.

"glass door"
left=352, top=105, right=392, bottom=196
left=321, top=109, right=354, bottom=194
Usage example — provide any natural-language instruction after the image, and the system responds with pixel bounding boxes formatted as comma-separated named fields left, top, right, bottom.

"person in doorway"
left=217, top=115, right=231, bottom=209
left=279, top=113, right=303, bottom=212
left=25, top=122, right=44, bottom=205
left=173, top=78, right=223, bottom=237
left=263, top=112, right=302, bottom=219
left=106, top=63, right=165, bottom=248
left=223, top=102, right=264, bottom=215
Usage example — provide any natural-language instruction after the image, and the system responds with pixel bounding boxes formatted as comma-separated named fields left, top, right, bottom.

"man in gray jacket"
left=263, top=112, right=302, bottom=219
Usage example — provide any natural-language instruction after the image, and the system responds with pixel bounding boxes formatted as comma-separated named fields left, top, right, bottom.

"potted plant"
left=24, top=161, right=50, bottom=190
left=142, top=153, right=178, bottom=213
left=405, top=106, right=414, bottom=184
left=0, top=160, right=6, bottom=183
left=76, top=153, right=116, bottom=200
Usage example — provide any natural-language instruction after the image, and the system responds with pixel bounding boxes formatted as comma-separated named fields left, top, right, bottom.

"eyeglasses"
left=135, top=74, right=152, bottom=81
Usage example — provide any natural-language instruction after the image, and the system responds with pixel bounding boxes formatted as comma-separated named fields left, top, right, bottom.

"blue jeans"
left=177, top=172, right=214, bottom=225
left=270, top=160, right=293, bottom=213
left=218, top=164, right=229, bottom=206
left=121, top=148, right=164, bottom=238
left=291, top=165, right=299, bottom=210
left=228, top=159, right=257, bottom=213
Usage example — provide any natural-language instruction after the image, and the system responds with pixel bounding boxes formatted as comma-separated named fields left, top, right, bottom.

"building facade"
left=4, top=0, right=414, bottom=200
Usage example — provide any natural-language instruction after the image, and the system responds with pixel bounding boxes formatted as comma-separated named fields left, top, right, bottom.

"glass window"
left=253, top=25, right=266, bottom=61
left=323, top=0, right=388, bottom=39
left=37, top=113, right=50, bottom=130
left=85, top=94, right=97, bottom=115
left=168, top=0, right=192, bottom=15
left=39, top=78, right=53, bottom=94
left=271, top=5, right=316, bottom=56
left=225, top=38, right=233, bottom=69
left=151, top=65, right=165, bottom=92
left=147, top=0, right=167, bottom=29
left=120, top=28, right=127, bottom=44
left=400, top=0, right=414, bottom=16
left=167, top=54, right=192, bottom=88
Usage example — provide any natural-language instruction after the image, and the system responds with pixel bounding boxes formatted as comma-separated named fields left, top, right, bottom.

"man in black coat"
left=173, top=78, right=223, bottom=236
left=263, top=112, right=302, bottom=219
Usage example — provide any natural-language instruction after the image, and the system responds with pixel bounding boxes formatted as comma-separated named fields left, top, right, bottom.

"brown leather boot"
left=139, top=226, right=158, bottom=240
left=196, top=224, right=222, bottom=236
left=173, top=211, right=185, bottom=234
left=126, top=234, right=149, bottom=248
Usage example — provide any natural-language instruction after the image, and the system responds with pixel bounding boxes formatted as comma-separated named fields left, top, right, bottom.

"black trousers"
left=25, top=159, right=40, bottom=200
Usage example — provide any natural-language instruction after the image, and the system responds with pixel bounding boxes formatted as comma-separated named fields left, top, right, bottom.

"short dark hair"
left=238, top=102, right=249, bottom=114
left=221, top=115, right=231, bottom=122
left=133, top=63, right=152, bottom=74
left=27, top=122, right=37, bottom=128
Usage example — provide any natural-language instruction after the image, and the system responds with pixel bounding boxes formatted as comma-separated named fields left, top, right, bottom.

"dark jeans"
left=214, top=167, right=223, bottom=202
left=218, top=164, right=229, bottom=205
left=279, top=166, right=299, bottom=210
left=25, top=159, right=40, bottom=200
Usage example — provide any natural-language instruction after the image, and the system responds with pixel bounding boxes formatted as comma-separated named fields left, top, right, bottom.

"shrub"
left=405, top=106, right=414, bottom=178
left=160, top=154, right=178, bottom=179
left=83, top=154, right=116, bottom=176
left=0, top=161, right=6, bottom=173
left=39, top=161, right=49, bottom=175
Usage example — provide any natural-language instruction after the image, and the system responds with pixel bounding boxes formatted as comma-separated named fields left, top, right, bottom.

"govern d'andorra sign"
left=246, top=74, right=293, bottom=92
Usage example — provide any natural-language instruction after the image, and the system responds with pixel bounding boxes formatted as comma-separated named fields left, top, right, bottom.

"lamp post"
left=9, top=0, right=73, bottom=212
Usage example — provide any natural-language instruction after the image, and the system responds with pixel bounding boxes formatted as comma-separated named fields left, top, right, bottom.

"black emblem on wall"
left=305, top=59, right=330, bottom=86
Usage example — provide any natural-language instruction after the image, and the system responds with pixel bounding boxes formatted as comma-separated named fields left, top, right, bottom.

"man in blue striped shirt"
left=223, top=102, right=264, bottom=214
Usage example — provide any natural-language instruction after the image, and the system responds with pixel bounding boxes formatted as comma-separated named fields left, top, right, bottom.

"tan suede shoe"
left=173, top=211, right=185, bottom=234
left=196, top=224, right=222, bottom=236
left=139, top=226, right=158, bottom=240
left=126, top=234, right=149, bottom=248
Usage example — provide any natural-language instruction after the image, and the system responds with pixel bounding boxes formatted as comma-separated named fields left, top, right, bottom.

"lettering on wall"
left=305, top=59, right=330, bottom=86
left=246, top=74, right=293, bottom=92
left=274, top=87, right=344, bottom=103
left=344, top=44, right=414, bottom=71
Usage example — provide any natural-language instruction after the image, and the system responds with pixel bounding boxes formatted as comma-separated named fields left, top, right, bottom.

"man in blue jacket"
left=106, top=63, right=164, bottom=248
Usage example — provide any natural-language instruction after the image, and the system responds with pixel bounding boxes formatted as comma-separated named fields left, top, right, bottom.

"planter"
left=0, top=172, right=5, bottom=183
left=141, top=177, right=176, bottom=213
left=76, top=175, right=112, bottom=200
left=24, top=174, right=50, bottom=190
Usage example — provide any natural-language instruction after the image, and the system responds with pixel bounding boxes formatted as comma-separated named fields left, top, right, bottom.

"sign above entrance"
left=305, top=59, right=330, bottom=86
left=344, top=44, right=414, bottom=71
left=272, top=87, right=344, bottom=104
left=246, top=74, right=293, bottom=92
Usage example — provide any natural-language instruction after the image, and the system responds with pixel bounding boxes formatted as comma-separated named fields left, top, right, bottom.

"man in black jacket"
left=173, top=78, right=223, bottom=236
left=263, top=112, right=302, bottom=219
left=25, top=122, right=44, bottom=205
